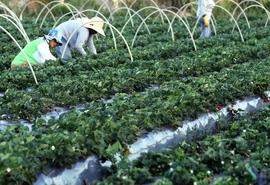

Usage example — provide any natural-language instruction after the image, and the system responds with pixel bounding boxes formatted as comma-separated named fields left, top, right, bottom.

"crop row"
left=1, top=16, right=270, bottom=184
left=1, top=56, right=270, bottom=183
left=91, top=105, right=270, bottom=185
left=0, top=28, right=269, bottom=120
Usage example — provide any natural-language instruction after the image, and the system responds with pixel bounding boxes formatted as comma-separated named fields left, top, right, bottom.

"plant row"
left=1, top=56, right=270, bottom=184
left=0, top=32, right=269, bottom=120
left=91, top=105, right=270, bottom=185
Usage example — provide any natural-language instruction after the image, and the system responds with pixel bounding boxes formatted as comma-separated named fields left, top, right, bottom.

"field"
left=0, top=1, right=270, bottom=185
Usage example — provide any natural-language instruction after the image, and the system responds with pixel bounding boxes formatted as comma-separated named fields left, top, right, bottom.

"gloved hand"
left=203, top=15, right=209, bottom=27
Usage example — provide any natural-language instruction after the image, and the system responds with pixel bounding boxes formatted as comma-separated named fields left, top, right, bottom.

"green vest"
left=11, top=38, right=45, bottom=66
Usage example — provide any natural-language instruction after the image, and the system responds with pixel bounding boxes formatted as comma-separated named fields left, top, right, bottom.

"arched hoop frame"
left=0, top=2, right=28, bottom=37
left=121, top=6, right=167, bottom=34
left=131, top=8, right=197, bottom=51
left=106, top=0, right=134, bottom=26
left=128, top=0, right=164, bottom=24
left=105, top=7, right=151, bottom=35
left=69, top=10, right=117, bottom=50
left=80, top=0, right=96, bottom=11
left=231, top=0, right=270, bottom=32
left=0, top=26, right=38, bottom=85
left=19, top=0, right=56, bottom=22
left=94, top=0, right=113, bottom=19
left=216, top=0, right=250, bottom=30
left=61, top=20, right=134, bottom=62
left=192, top=5, right=244, bottom=42
left=52, top=11, right=80, bottom=29
left=35, top=0, right=63, bottom=24
left=168, top=2, right=217, bottom=36
left=0, top=14, right=30, bottom=43
left=232, top=5, right=269, bottom=33
left=39, top=2, right=82, bottom=29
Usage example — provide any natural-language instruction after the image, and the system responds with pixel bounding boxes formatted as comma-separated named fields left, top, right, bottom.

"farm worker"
left=11, top=30, right=62, bottom=70
left=54, top=16, right=105, bottom=61
left=197, top=0, right=215, bottom=38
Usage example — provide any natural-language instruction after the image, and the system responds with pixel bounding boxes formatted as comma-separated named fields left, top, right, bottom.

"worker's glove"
left=203, top=15, right=209, bottom=27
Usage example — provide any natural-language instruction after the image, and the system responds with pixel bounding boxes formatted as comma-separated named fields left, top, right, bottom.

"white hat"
left=81, top=17, right=105, bottom=36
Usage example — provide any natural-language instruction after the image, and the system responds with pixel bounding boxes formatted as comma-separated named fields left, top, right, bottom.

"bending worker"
left=11, top=30, right=62, bottom=69
left=54, top=16, right=105, bottom=61
left=197, top=0, right=215, bottom=38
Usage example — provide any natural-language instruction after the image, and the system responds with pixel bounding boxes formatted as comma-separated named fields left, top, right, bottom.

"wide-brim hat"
left=81, top=17, right=105, bottom=36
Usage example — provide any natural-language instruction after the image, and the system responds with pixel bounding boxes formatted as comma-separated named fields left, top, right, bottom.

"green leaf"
left=26, top=136, right=35, bottom=143
left=106, top=141, right=121, bottom=154
left=0, top=153, right=11, bottom=161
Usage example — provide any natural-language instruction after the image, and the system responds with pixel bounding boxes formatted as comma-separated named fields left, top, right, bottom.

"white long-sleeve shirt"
left=197, top=0, right=215, bottom=19
left=34, top=42, right=56, bottom=64
left=55, top=19, right=97, bottom=56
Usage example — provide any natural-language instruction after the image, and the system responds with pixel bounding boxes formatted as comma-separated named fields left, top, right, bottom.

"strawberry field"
left=0, top=1, right=270, bottom=185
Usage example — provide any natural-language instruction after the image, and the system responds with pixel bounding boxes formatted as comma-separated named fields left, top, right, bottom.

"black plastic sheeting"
left=34, top=156, right=110, bottom=185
